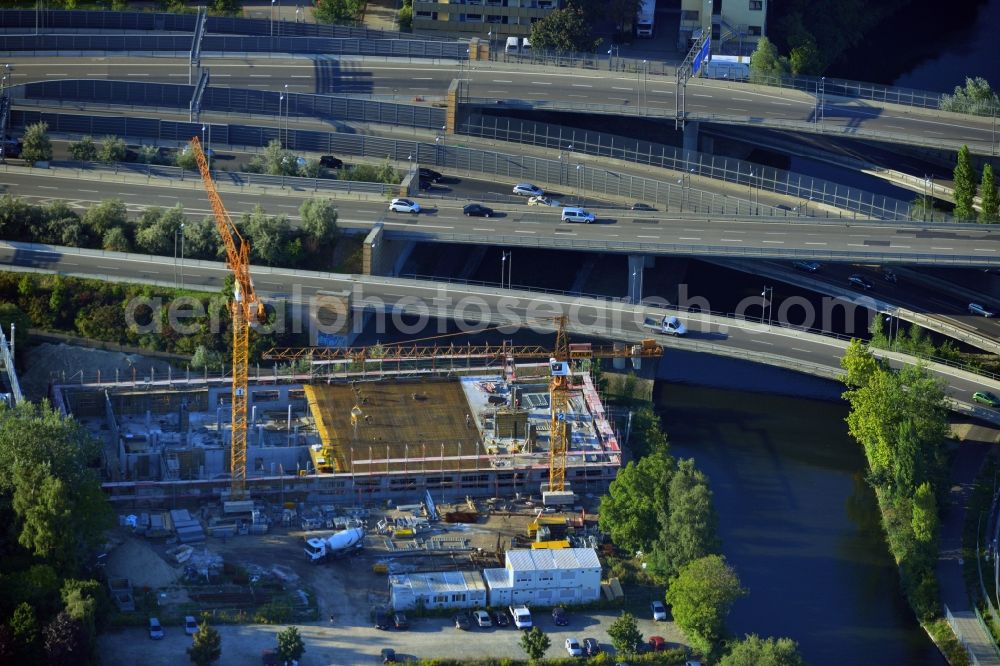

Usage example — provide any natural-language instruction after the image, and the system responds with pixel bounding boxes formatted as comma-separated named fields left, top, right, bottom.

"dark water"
left=656, top=382, right=947, bottom=666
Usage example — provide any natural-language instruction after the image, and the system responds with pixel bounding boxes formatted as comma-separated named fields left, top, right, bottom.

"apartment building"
left=679, top=0, right=767, bottom=54
left=412, top=0, right=563, bottom=37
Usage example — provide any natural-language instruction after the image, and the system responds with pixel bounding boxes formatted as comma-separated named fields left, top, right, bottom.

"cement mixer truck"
left=304, top=526, right=365, bottom=563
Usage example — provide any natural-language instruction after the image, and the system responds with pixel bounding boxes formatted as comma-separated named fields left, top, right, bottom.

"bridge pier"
left=363, top=223, right=415, bottom=277
left=627, top=254, right=652, bottom=304
left=682, top=121, right=699, bottom=154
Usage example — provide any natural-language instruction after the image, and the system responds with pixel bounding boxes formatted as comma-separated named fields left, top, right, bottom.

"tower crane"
left=191, top=136, right=262, bottom=501
left=264, top=317, right=662, bottom=498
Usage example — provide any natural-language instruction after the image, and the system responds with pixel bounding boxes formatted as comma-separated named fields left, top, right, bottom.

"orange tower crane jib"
left=191, top=135, right=262, bottom=500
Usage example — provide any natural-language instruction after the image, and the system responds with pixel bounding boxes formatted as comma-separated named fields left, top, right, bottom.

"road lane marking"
left=692, top=93, right=712, bottom=97
left=750, top=339, right=774, bottom=345
left=733, top=97, right=753, bottom=102
left=719, top=238, right=743, bottom=242
left=771, top=101, right=792, bottom=106
left=893, top=245, right=911, bottom=249
left=804, top=242, right=827, bottom=245
left=37, top=186, right=58, bottom=190
left=514, top=230, right=536, bottom=234
left=678, top=237, right=701, bottom=240
left=572, top=84, right=592, bottom=88
left=568, top=94, right=588, bottom=98
left=531, top=82, right=552, bottom=85
left=45, top=73, right=68, bottom=77
left=612, top=86, right=632, bottom=91
left=492, top=80, right=513, bottom=83
left=291, top=75, right=310, bottom=78
left=975, top=248, right=997, bottom=252
left=249, top=74, right=271, bottom=78
left=931, top=247, right=953, bottom=250
left=637, top=235, right=659, bottom=239
left=761, top=240, right=784, bottom=244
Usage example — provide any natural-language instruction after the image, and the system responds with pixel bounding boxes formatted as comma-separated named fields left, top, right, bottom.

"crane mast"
left=191, top=136, right=262, bottom=500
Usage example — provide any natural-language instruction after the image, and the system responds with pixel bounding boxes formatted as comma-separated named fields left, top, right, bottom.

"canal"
left=656, top=377, right=947, bottom=665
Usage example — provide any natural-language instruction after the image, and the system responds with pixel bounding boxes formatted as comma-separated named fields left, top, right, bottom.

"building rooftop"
left=505, top=548, right=601, bottom=572
left=482, top=567, right=513, bottom=590
left=389, top=570, right=486, bottom=597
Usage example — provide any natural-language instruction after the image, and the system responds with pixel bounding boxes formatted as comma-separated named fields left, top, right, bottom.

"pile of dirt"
left=20, top=343, right=177, bottom=400
left=105, top=538, right=178, bottom=590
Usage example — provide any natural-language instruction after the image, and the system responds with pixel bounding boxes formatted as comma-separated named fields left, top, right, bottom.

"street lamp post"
left=816, top=76, right=826, bottom=125
left=761, top=286, right=773, bottom=326
left=174, top=223, right=186, bottom=289
left=501, top=251, right=512, bottom=289
left=270, top=0, right=276, bottom=38
left=279, top=94, right=285, bottom=147
left=575, top=164, right=583, bottom=200
left=283, top=84, right=289, bottom=147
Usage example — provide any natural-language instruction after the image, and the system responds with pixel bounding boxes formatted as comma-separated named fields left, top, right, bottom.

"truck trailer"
left=636, top=0, right=656, bottom=38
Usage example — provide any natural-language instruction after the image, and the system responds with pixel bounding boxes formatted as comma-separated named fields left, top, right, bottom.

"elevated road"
left=2, top=167, right=999, bottom=266
left=5, top=56, right=996, bottom=154
left=1, top=241, right=997, bottom=425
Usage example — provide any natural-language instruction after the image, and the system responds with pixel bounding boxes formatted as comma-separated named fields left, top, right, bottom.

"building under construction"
left=58, top=352, right=634, bottom=510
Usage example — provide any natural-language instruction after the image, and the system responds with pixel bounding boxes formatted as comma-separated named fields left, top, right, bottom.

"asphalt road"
left=1, top=168, right=998, bottom=264
left=5, top=56, right=997, bottom=152
left=2, top=242, right=997, bottom=412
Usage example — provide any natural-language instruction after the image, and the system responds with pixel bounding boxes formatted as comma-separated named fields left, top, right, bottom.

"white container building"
left=389, top=570, right=487, bottom=611
left=484, top=548, right=601, bottom=607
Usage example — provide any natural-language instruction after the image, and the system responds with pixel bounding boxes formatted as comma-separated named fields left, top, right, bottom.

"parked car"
left=648, top=636, right=668, bottom=652
left=374, top=611, right=391, bottom=630
left=973, top=391, right=1000, bottom=407
left=389, top=198, right=421, bottom=214
left=393, top=612, right=409, bottom=630
left=513, top=183, right=544, bottom=197
left=630, top=202, right=656, bottom=211
left=319, top=155, right=343, bottom=169
left=792, top=260, right=820, bottom=273
left=1, top=136, right=22, bottom=159
left=454, top=612, right=472, bottom=631
left=969, top=302, right=995, bottom=317
left=148, top=617, right=164, bottom=640
left=419, top=167, right=443, bottom=182
left=473, top=610, right=492, bottom=627
left=565, top=637, right=583, bottom=657
left=381, top=647, right=398, bottom=663
left=493, top=610, right=511, bottom=627
left=184, top=615, right=198, bottom=636
left=551, top=607, right=569, bottom=626
left=463, top=203, right=494, bottom=218
left=583, top=638, right=601, bottom=655
left=528, top=195, right=560, bottom=207
left=848, top=274, right=874, bottom=290
left=418, top=178, right=434, bottom=191
left=651, top=600, right=667, bottom=621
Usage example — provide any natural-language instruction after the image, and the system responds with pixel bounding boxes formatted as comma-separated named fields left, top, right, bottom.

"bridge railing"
left=458, top=115, right=918, bottom=221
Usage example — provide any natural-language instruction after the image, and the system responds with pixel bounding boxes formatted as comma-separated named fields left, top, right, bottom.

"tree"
left=187, top=620, right=222, bottom=666
left=12, top=465, right=76, bottom=570
left=69, top=136, right=98, bottom=161
left=300, top=199, right=339, bottom=251
left=314, top=0, right=364, bottom=23
left=21, top=122, right=53, bottom=165
left=136, top=205, right=184, bottom=256
left=598, top=444, right=674, bottom=554
left=979, top=163, right=999, bottom=224
left=209, top=0, right=242, bottom=15
left=940, top=76, right=999, bottom=115
left=183, top=218, right=221, bottom=260
left=518, top=626, right=550, bottom=661
left=276, top=626, right=306, bottom=664
left=666, top=555, right=747, bottom=656
left=42, top=611, right=86, bottom=666
left=607, top=611, right=643, bottom=655
left=260, top=139, right=299, bottom=176
left=61, top=579, right=111, bottom=633
left=719, top=634, right=805, bottom=666
left=83, top=198, right=128, bottom=237
left=529, top=8, right=597, bottom=53
left=175, top=147, right=198, bottom=171
left=242, top=206, right=293, bottom=266
left=911, top=482, right=939, bottom=543
left=9, top=602, right=40, bottom=661
left=97, top=136, right=127, bottom=164
left=953, top=144, right=977, bottom=220
left=397, top=2, right=412, bottom=30
left=191, top=345, right=224, bottom=371
left=749, top=37, right=790, bottom=82
left=0, top=302, right=32, bottom=358
left=839, top=338, right=882, bottom=389
left=101, top=227, right=131, bottom=253
left=662, top=458, right=720, bottom=578
left=789, top=37, right=821, bottom=75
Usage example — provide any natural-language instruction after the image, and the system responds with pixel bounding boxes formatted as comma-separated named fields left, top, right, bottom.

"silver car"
left=513, top=183, right=544, bottom=197
left=389, top=198, right=421, bottom=214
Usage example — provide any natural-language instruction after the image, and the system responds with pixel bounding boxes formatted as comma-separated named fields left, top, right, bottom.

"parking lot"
left=99, top=606, right=685, bottom=665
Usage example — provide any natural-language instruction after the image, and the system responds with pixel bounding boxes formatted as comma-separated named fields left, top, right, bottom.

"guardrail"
left=459, top=115, right=917, bottom=221
left=42, top=158, right=395, bottom=195
left=0, top=33, right=469, bottom=58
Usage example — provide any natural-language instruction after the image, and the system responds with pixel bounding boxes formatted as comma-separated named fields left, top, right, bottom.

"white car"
left=513, top=183, right=544, bottom=197
left=651, top=600, right=667, bottom=621
left=184, top=615, right=198, bottom=635
left=528, top=195, right=560, bottom=207
left=473, top=610, right=492, bottom=627
left=565, top=637, right=583, bottom=657
left=389, top=198, right=421, bottom=214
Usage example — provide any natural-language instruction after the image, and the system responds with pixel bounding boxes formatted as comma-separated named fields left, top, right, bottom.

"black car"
left=320, top=155, right=343, bottom=169
left=848, top=274, right=874, bottom=290
left=2, top=137, right=22, bottom=159
left=630, top=202, right=656, bottom=211
left=374, top=611, right=391, bottom=630
left=381, top=647, right=397, bottom=663
left=493, top=610, right=511, bottom=627
left=463, top=203, right=494, bottom=218
left=552, top=607, right=569, bottom=626
left=393, top=612, right=409, bottom=630
left=419, top=178, right=434, bottom=191
left=454, top=612, right=471, bottom=630
left=583, top=638, right=601, bottom=656
left=419, top=167, right=443, bottom=182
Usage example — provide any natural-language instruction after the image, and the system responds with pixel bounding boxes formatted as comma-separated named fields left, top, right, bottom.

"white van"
left=505, top=36, right=520, bottom=55
left=561, top=207, right=596, bottom=224
left=521, top=37, right=531, bottom=54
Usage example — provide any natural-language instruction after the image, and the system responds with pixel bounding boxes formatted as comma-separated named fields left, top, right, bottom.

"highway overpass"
left=2, top=166, right=998, bottom=267
left=1, top=240, right=997, bottom=426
